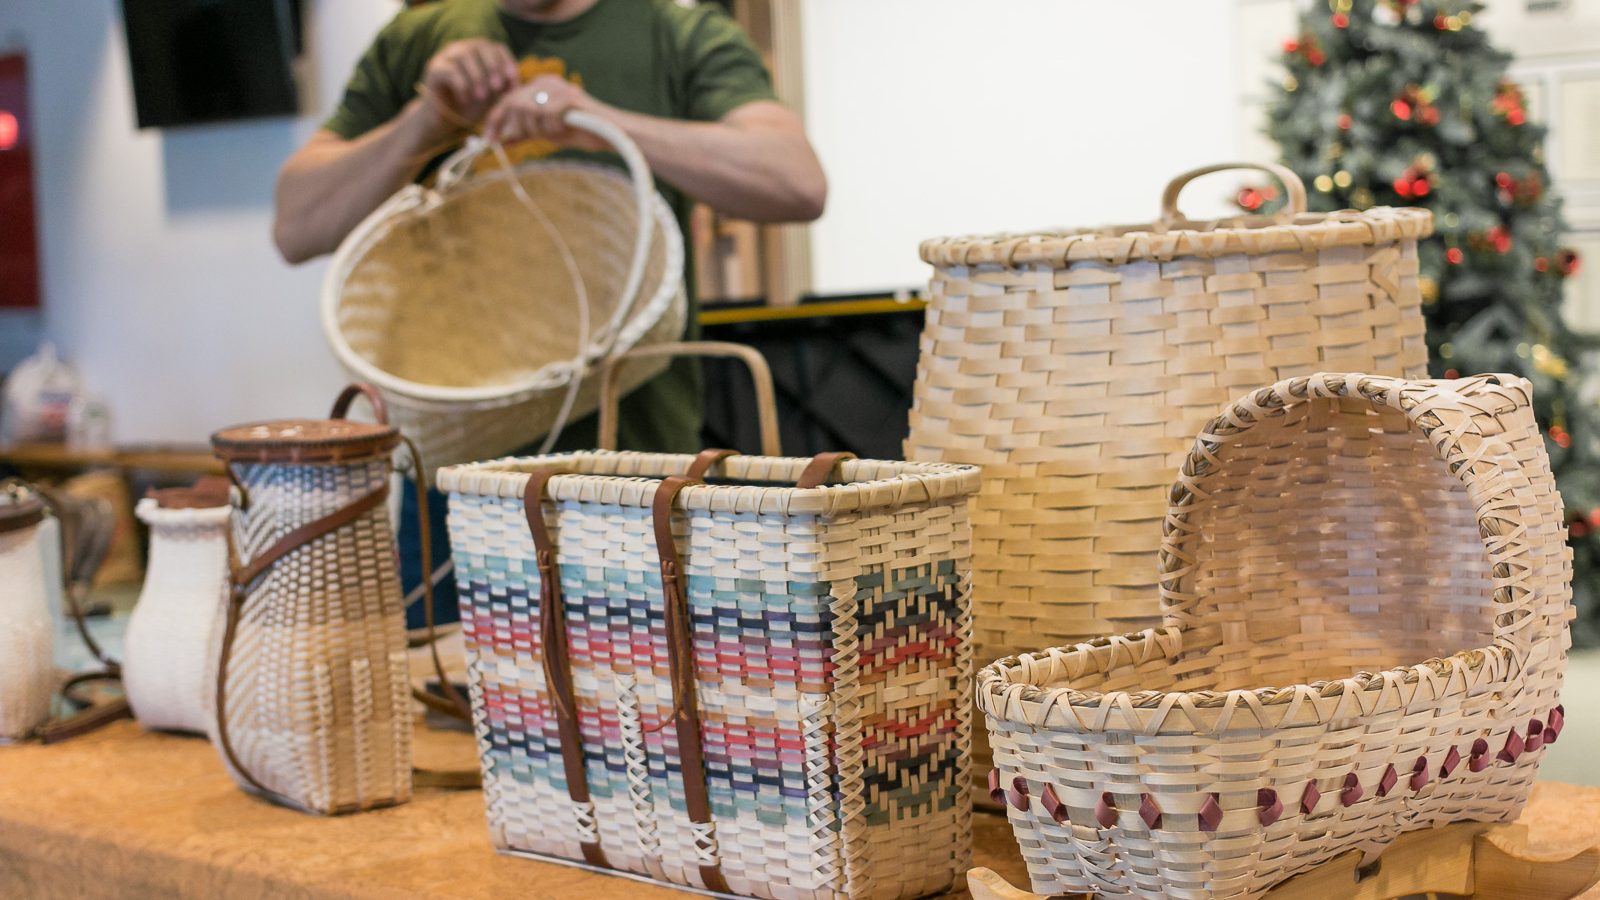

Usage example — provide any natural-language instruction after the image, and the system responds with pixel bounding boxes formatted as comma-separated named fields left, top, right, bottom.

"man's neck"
left=497, top=0, right=600, bottom=25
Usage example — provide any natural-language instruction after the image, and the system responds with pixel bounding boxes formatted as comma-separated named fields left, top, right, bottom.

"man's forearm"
left=605, top=106, right=826, bottom=223
left=273, top=101, right=457, bottom=264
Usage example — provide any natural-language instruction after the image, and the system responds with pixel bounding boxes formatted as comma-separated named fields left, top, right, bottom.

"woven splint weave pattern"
left=978, top=373, right=1571, bottom=899
left=208, top=459, right=412, bottom=814
left=441, top=452, right=980, bottom=899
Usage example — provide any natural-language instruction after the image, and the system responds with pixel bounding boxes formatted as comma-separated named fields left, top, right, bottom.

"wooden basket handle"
left=329, top=383, right=389, bottom=425
left=597, top=341, right=781, bottom=456
left=1158, top=372, right=1545, bottom=659
left=1158, top=161, right=1308, bottom=229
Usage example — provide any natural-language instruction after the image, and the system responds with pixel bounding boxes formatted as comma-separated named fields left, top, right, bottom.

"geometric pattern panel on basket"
left=450, top=490, right=971, bottom=900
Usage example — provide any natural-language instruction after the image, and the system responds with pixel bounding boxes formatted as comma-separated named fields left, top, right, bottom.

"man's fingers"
left=486, top=43, right=519, bottom=91
left=456, top=49, right=490, bottom=103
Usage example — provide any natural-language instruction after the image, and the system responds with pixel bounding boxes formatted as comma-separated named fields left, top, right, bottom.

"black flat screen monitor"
left=122, top=0, right=300, bottom=129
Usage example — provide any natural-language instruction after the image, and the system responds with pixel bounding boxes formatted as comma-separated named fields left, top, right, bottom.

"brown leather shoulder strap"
left=795, top=451, right=856, bottom=489
left=231, top=483, right=390, bottom=591
left=523, top=468, right=609, bottom=870
left=651, top=476, right=729, bottom=895
left=685, top=448, right=737, bottom=481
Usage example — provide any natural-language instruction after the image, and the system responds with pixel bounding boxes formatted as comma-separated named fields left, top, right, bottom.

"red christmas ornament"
left=1488, top=226, right=1511, bottom=254
left=1573, top=520, right=1591, bottom=539
left=1588, top=508, right=1600, bottom=528
left=1508, top=108, right=1526, bottom=126
left=1558, top=248, right=1581, bottom=276
left=1444, top=368, right=1460, bottom=379
left=1535, top=257, right=1550, bottom=273
left=1434, top=14, right=1449, bottom=28
left=1495, top=172, right=1513, bottom=189
left=1307, top=49, right=1326, bottom=66
left=1411, top=177, right=1430, bottom=197
left=1332, top=12, right=1350, bottom=27
left=1393, top=177, right=1412, bottom=198
left=1284, top=38, right=1300, bottom=53
left=1420, top=105, right=1440, bottom=125
left=1446, top=247, right=1464, bottom=265
left=1550, top=426, right=1572, bottom=450
left=1237, top=187, right=1263, bottom=211
left=1391, top=98, right=1413, bottom=120
left=1338, top=113, right=1353, bottom=130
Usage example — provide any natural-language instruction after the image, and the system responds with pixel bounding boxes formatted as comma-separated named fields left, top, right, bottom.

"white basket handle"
left=432, top=110, right=655, bottom=358
left=597, top=341, right=782, bottom=456
left=1157, top=161, right=1307, bottom=230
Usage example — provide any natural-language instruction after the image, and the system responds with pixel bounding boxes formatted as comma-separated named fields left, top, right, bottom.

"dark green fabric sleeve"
left=678, top=6, right=780, bottom=123
left=321, top=14, right=421, bottom=140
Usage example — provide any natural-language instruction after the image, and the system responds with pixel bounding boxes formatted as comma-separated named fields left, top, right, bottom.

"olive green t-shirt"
left=324, top=0, right=778, bottom=453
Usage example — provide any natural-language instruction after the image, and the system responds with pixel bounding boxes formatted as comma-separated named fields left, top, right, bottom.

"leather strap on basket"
left=33, top=486, right=133, bottom=744
left=523, top=466, right=610, bottom=870
left=795, top=451, right=855, bottom=489
left=651, top=474, right=731, bottom=896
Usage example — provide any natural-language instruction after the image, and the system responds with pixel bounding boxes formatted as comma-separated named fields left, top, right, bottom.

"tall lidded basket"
left=0, top=484, right=55, bottom=742
left=910, top=163, right=1433, bottom=664
left=207, top=385, right=413, bottom=814
left=122, top=480, right=231, bottom=735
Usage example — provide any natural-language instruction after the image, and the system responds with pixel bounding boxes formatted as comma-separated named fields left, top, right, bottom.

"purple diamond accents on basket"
left=1007, top=776, right=1031, bottom=811
left=1547, top=705, right=1565, bottom=743
left=1138, top=794, right=1163, bottom=830
left=1498, top=729, right=1525, bottom=764
left=1040, top=784, right=1069, bottom=824
left=988, top=769, right=1004, bottom=806
left=1258, top=789, right=1283, bottom=827
left=1410, top=756, right=1431, bottom=792
left=1526, top=719, right=1545, bottom=753
left=1341, top=773, right=1363, bottom=807
left=1440, top=745, right=1462, bottom=778
left=1095, top=793, right=1117, bottom=829
left=1377, top=764, right=1399, bottom=797
left=1199, top=793, right=1224, bottom=832
left=1469, top=739, right=1491, bottom=773
left=1301, top=781, right=1321, bottom=816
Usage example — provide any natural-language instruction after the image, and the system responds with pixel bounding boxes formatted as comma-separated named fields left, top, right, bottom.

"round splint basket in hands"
left=977, top=373, right=1571, bottom=900
left=323, top=110, right=686, bottom=474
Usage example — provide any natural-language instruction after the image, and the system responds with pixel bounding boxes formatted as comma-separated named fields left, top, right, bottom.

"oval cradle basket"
left=978, top=373, right=1571, bottom=899
left=323, top=114, right=686, bottom=475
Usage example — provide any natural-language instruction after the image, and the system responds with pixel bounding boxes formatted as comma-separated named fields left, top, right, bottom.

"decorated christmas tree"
left=1252, top=0, right=1594, bottom=644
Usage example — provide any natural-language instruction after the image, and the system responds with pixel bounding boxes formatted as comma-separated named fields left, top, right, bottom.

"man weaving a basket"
left=270, top=0, right=824, bottom=625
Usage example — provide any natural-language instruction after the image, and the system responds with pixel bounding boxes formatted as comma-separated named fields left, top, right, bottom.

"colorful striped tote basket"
left=978, top=373, right=1571, bottom=898
left=439, top=403, right=982, bottom=896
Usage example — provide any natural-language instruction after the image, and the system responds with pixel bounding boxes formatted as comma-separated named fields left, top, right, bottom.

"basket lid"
left=0, top=487, right=45, bottom=535
left=920, top=161, right=1434, bottom=267
left=211, top=419, right=399, bottom=465
left=146, top=476, right=233, bottom=509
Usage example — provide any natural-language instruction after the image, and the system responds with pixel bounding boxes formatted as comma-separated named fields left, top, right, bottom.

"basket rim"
left=975, top=626, right=1513, bottom=736
left=135, top=496, right=232, bottom=524
left=436, top=450, right=982, bottom=516
left=321, top=158, right=684, bottom=407
left=919, top=206, right=1434, bottom=267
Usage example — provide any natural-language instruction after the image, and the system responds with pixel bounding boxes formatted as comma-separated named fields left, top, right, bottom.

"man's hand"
left=483, top=75, right=611, bottom=151
left=420, top=39, right=519, bottom=137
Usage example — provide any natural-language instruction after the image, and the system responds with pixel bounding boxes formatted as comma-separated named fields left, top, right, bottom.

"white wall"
left=799, top=0, right=1242, bottom=296
left=0, top=0, right=397, bottom=444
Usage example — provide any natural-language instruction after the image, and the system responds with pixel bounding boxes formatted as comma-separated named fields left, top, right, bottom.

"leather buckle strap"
left=685, top=448, right=737, bottom=481
left=523, top=467, right=609, bottom=871
left=651, top=475, right=730, bottom=895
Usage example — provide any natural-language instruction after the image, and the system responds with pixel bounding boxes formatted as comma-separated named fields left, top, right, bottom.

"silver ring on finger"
left=533, top=90, right=550, bottom=107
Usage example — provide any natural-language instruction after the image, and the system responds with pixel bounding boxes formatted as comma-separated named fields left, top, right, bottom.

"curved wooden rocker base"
left=968, top=822, right=1600, bottom=900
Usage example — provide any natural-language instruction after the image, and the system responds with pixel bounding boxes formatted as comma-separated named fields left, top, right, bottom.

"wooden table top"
left=0, top=719, right=1594, bottom=899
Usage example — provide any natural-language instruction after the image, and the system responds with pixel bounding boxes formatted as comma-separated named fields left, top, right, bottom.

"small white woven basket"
left=0, top=485, right=54, bottom=743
